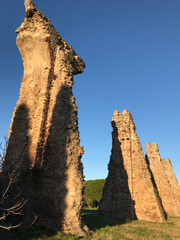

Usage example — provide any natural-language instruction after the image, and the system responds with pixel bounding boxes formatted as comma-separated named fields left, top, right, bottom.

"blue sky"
left=0, top=0, right=180, bottom=182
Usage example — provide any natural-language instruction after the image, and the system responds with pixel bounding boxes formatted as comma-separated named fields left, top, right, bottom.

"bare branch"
left=0, top=170, right=27, bottom=230
left=1, top=171, right=19, bottom=202
left=0, top=222, right=22, bottom=230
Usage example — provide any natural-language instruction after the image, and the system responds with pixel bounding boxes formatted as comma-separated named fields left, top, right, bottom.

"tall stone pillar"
left=98, top=110, right=166, bottom=222
left=1, top=0, right=86, bottom=236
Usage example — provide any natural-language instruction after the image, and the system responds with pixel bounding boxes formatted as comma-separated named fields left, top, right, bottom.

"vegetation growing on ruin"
left=65, top=53, right=74, bottom=63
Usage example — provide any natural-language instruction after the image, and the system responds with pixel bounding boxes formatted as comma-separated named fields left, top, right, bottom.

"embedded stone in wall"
left=1, top=0, right=86, bottom=236
left=98, top=110, right=166, bottom=222
left=145, top=143, right=180, bottom=216
left=162, top=158, right=180, bottom=215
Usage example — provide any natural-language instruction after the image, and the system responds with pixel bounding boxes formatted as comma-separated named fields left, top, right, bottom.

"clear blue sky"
left=0, top=0, right=180, bottom=182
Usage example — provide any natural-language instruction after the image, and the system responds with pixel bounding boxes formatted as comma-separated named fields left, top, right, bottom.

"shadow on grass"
left=0, top=227, right=53, bottom=240
left=0, top=227, right=84, bottom=240
left=82, top=208, right=134, bottom=231
left=0, top=209, right=135, bottom=239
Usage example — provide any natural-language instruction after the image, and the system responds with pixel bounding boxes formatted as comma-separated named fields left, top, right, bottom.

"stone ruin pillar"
left=145, top=143, right=180, bottom=216
left=162, top=158, right=180, bottom=215
left=98, top=110, right=166, bottom=222
left=1, top=0, right=86, bottom=236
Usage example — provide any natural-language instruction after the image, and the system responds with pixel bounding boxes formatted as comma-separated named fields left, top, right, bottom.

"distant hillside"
left=84, top=179, right=105, bottom=207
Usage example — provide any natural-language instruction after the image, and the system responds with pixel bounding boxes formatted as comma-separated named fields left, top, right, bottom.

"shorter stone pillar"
left=98, top=110, right=166, bottom=222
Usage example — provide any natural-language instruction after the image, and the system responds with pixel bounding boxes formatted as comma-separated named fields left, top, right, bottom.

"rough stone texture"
left=162, top=158, right=180, bottom=215
left=98, top=110, right=166, bottom=222
left=1, top=0, right=86, bottom=236
left=145, top=143, right=180, bottom=216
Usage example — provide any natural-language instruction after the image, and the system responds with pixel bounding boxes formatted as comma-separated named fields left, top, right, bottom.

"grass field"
left=1, top=208, right=180, bottom=240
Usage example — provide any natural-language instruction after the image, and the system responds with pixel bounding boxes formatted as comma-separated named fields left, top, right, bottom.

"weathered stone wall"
left=98, top=110, right=166, bottom=222
left=1, top=0, right=86, bottom=236
left=145, top=143, right=180, bottom=216
left=162, top=158, right=180, bottom=215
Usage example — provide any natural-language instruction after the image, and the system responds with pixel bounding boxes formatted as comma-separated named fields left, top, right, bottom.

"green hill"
left=84, top=179, right=105, bottom=207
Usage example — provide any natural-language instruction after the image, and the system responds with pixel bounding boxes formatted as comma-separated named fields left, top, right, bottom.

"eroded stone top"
left=112, top=109, right=135, bottom=131
left=146, top=142, right=159, bottom=152
left=16, top=0, right=85, bottom=75
left=24, top=0, right=37, bottom=17
left=162, top=158, right=173, bottom=167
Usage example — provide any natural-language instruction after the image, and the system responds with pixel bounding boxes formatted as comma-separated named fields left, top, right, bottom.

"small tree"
left=0, top=138, right=26, bottom=230
left=0, top=171, right=27, bottom=230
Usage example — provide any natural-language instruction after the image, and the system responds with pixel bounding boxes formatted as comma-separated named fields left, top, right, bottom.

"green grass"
left=0, top=208, right=180, bottom=240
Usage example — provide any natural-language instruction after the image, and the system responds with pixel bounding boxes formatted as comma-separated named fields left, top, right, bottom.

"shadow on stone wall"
left=1, top=85, right=74, bottom=231
left=98, top=121, right=137, bottom=221
left=0, top=104, right=34, bottom=226
left=145, top=155, right=167, bottom=219
left=35, top=42, right=57, bottom=169
left=2, top=104, right=30, bottom=172
left=31, top=84, right=74, bottom=231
